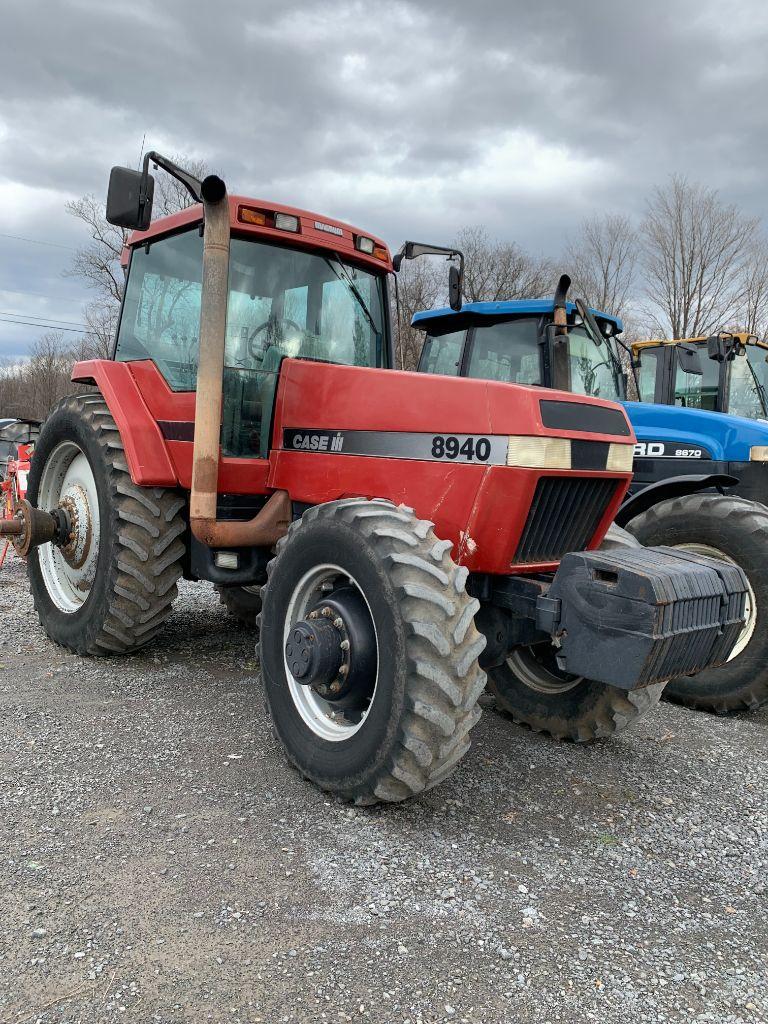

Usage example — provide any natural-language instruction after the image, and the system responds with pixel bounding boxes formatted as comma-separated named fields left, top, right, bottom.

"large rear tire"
left=259, top=499, right=487, bottom=803
left=487, top=644, right=664, bottom=742
left=27, top=394, right=186, bottom=656
left=626, top=493, right=768, bottom=713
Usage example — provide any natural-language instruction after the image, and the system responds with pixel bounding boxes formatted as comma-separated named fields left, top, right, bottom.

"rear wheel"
left=215, top=584, right=262, bottom=626
left=27, top=394, right=186, bottom=655
left=627, top=493, right=768, bottom=713
left=259, top=499, right=487, bottom=803
left=487, top=643, right=664, bottom=741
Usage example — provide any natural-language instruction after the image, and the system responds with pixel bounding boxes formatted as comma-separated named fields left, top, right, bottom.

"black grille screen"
left=514, top=477, right=619, bottom=564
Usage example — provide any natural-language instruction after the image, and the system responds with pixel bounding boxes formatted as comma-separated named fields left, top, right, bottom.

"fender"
left=71, top=360, right=178, bottom=486
left=615, top=473, right=738, bottom=528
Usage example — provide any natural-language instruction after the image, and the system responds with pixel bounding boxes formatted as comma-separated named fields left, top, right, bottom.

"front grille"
left=514, top=477, right=619, bottom=564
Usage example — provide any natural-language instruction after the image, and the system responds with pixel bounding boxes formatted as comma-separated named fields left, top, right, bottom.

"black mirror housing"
left=448, top=265, right=462, bottom=311
left=677, top=345, right=703, bottom=376
left=707, top=335, right=727, bottom=362
left=106, top=166, right=154, bottom=230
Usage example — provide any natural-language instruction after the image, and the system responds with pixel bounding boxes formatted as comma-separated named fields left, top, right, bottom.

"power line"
left=0, top=316, right=89, bottom=335
left=0, top=231, right=75, bottom=251
left=0, top=309, right=89, bottom=329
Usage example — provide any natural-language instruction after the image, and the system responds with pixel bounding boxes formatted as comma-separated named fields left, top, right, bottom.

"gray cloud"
left=1, top=0, right=767, bottom=359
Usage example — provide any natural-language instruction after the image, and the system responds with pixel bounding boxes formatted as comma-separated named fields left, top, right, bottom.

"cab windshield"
left=728, top=345, right=768, bottom=420
left=419, top=316, right=622, bottom=399
left=115, top=227, right=387, bottom=457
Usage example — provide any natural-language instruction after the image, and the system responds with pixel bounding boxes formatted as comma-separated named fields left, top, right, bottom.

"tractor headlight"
left=606, top=443, right=634, bottom=472
left=749, top=446, right=768, bottom=461
left=506, top=436, right=571, bottom=469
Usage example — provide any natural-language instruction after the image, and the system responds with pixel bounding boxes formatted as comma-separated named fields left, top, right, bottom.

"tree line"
left=2, top=167, right=766, bottom=419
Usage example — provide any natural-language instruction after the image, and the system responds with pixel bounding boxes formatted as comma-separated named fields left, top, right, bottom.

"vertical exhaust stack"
left=189, top=174, right=230, bottom=534
left=187, top=176, right=290, bottom=548
left=550, top=273, right=572, bottom=393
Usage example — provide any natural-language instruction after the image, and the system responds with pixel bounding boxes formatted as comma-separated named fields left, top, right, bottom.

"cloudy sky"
left=1, top=0, right=767, bottom=361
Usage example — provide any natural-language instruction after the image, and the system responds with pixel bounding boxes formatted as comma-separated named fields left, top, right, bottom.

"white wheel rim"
left=36, top=441, right=101, bottom=613
left=506, top=646, right=584, bottom=695
left=283, top=563, right=379, bottom=742
left=673, top=542, right=756, bottom=660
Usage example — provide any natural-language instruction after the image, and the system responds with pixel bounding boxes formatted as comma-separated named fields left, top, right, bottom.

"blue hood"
left=624, top=401, right=768, bottom=461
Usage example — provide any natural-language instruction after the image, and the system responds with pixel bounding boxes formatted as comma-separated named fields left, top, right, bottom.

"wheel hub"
left=57, top=488, right=91, bottom=568
left=286, top=586, right=376, bottom=704
left=285, top=617, right=344, bottom=694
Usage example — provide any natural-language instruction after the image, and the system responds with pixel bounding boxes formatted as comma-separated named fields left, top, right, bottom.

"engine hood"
left=623, top=401, right=768, bottom=461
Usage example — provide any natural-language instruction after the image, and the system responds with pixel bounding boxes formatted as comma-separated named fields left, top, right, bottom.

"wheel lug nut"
left=321, top=606, right=333, bottom=618
left=333, top=616, right=343, bottom=629
left=338, top=664, right=349, bottom=677
left=340, top=639, right=350, bottom=651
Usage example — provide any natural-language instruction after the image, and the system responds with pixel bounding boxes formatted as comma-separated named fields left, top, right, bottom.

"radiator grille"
left=514, top=477, right=619, bottom=564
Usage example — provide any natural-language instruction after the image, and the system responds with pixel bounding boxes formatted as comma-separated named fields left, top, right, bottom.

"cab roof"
left=124, top=195, right=393, bottom=275
left=411, top=299, right=623, bottom=334
left=632, top=333, right=768, bottom=353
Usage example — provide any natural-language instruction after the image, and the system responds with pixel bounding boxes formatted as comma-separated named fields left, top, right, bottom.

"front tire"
left=259, top=499, right=487, bottom=803
left=627, top=493, right=768, bottom=713
left=27, top=394, right=186, bottom=656
left=487, top=644, right=664, bottom=742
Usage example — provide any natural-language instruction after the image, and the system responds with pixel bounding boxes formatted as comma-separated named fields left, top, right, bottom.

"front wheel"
left=487, top=643, right=665, bottom=742
left=627, top=493, right=768, bottom=713
left=259, top=499, right=487, bottom=803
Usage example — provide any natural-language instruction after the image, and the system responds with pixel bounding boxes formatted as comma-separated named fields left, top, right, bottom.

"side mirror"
left=707, top=335, right=726, bottom=362
left=106, top=166, right=154, bottom=230
left=677, top=345, right=703, bottom=376
left=448, top=265, right=462, bottom=311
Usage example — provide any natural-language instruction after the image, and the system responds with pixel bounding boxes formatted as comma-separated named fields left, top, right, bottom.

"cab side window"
left=419, top=330, right=464, bottom=376
left=637, top=350, right=659, bottom=403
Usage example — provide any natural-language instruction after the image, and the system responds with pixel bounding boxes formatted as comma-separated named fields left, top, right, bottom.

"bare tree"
left=391, top=257, right=442, bottom=370
left=565, top=213, right=638, bottom=319
left=65, top=154, right=208, bottom=309
left=454, top=226, right=554, bottom=302
left=0, top=332, right=95, bottom=420
left=641, top=176, right=758, bottom=338
left=737, top=237, right=768, bottom=338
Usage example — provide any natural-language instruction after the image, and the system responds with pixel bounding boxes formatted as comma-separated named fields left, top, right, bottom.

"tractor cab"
left=632, top=334, right=768, bottom=421
left=414, top=297, right=626, bottom=402
left=113, top=174, right=392, bottom=465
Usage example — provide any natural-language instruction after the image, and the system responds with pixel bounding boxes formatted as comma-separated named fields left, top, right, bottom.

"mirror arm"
left=142, top=151, right=204, bottom=205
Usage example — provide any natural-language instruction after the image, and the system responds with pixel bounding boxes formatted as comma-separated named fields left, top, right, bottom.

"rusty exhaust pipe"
left=550, top=273, right=572, bottom=392
left=189, top=175, right=290, bottom=548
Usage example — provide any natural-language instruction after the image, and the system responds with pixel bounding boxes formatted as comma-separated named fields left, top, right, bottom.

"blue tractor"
left=407, top=268, right=768, bottom=719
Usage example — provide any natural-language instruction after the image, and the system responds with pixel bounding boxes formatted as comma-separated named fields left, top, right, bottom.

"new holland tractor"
left=0, top=156, right=750, bottom=804
left=411, top=273, right=768, bottom=717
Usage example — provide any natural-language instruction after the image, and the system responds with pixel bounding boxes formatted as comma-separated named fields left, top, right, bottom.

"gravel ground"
left=0, top=550, right=766, bottom=1024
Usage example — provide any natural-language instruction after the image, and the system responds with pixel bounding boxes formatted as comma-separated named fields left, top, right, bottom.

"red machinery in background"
left=0, top=419, right=39, bottom=567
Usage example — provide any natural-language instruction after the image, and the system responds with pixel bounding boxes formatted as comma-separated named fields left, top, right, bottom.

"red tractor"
left=0, top=155, right=749, bottom=804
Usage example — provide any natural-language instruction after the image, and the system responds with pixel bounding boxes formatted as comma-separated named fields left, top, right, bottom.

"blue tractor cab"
left=411, top=284, right=768, bottom=717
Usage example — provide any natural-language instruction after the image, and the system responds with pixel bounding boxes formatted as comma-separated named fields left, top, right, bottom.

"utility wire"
left=0, top=309, right=90, bottom=329
left=0, top=232, right=75, bottom=251
left=0, top=316, right=89, bottom=334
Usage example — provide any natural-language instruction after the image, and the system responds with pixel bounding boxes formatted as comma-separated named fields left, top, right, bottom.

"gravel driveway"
left=1, top=551, right=766, bottom=1024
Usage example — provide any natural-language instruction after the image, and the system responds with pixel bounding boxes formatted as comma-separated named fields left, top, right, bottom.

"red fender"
left=71, top=361, right=178, bottom=486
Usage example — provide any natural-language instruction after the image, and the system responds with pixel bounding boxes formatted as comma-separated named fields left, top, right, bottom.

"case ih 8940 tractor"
left=0, top=155, right=750, bottom=804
